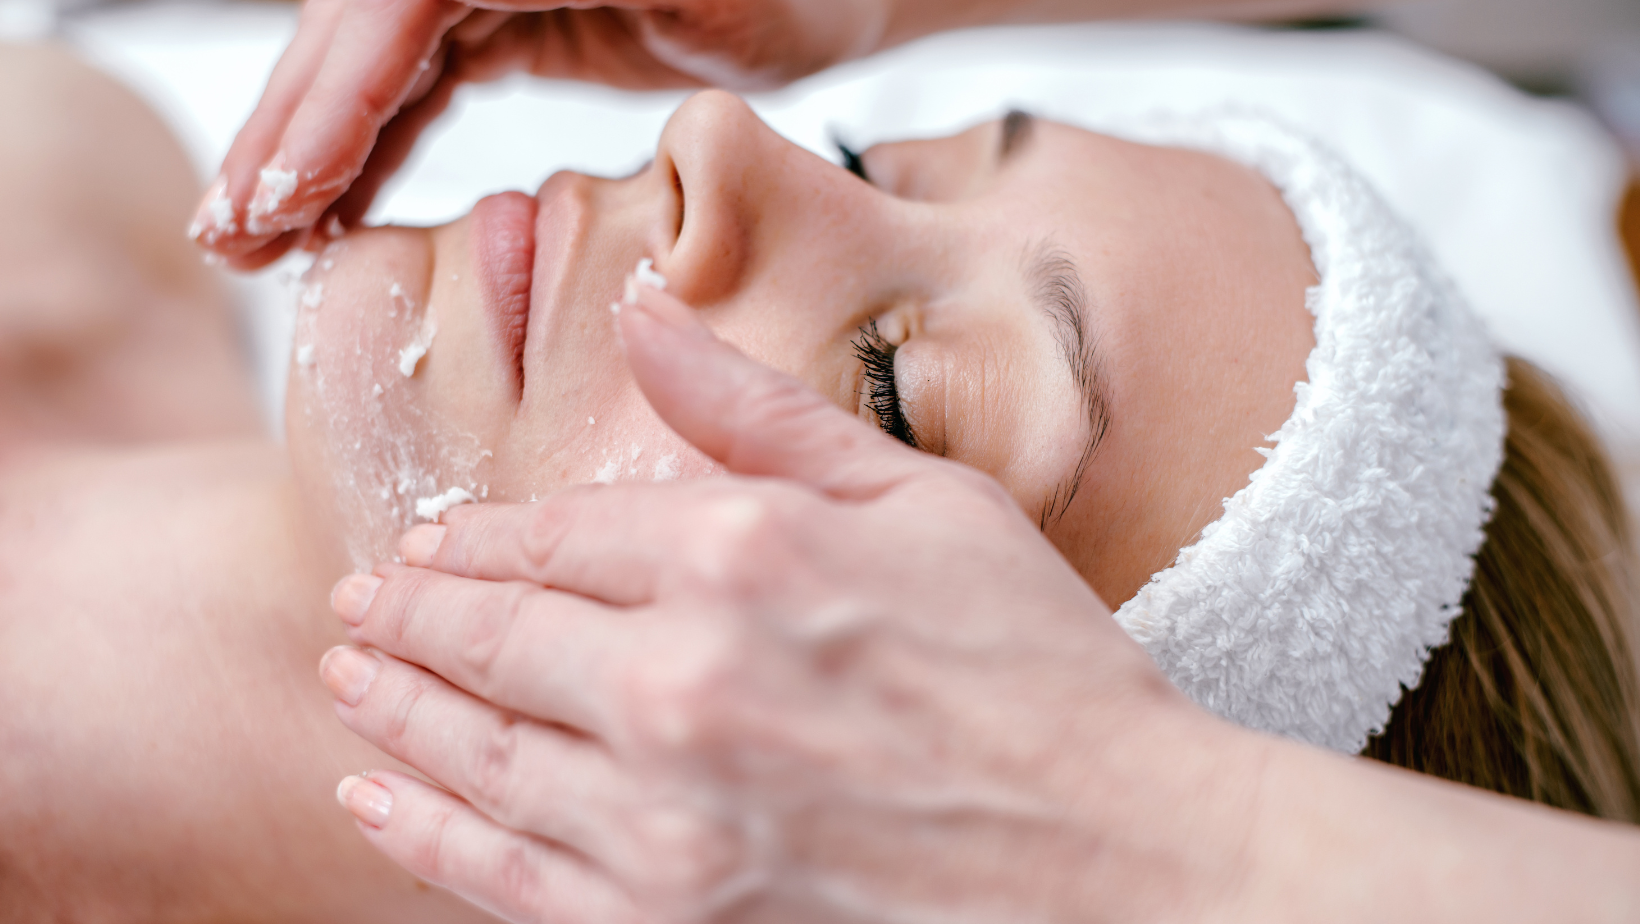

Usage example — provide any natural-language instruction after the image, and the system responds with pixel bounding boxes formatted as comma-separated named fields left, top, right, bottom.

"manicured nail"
left=188, top=175, right=238, bottom=243
left=399, top=524, right=446, bottom=567
left=330, top=573, right=383, bottom=626
left=336, top=774, right=393, bottom=827
left=631, top=286, right=704, bottom=335
left=320, top=646, right=380, bottom=706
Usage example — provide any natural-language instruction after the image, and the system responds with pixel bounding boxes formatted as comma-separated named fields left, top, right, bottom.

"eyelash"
left=851, top=319, right=918, bottom=448
left=835, top=139, right=871, bottom=183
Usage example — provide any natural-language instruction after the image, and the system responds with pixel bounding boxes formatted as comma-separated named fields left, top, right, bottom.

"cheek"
left=286, top=241, right=499, bottom=571
left=486, top=383, right=719, bottom=502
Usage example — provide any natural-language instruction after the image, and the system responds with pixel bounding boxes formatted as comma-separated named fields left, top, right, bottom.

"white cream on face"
left=289, top=240, right=493, bottom=570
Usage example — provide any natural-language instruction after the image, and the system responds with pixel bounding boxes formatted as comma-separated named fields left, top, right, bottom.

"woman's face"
left=286, top=91, right=1315, bottom=606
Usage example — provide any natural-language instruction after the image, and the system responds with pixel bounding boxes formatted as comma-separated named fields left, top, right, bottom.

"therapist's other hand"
left=190, top=0, right=891, bottom=269
left=320, top=283, right=1262, bottom=922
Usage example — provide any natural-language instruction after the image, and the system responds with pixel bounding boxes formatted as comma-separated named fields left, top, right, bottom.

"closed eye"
left=833, top=136, right=871, bottom=184
left=852, top=319, right=918, bottom=448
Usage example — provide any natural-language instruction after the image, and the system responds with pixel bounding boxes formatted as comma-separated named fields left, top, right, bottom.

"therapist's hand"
left=319, top=282, right=1264, bottom=922
left=189, top=0, right=894, bottom=268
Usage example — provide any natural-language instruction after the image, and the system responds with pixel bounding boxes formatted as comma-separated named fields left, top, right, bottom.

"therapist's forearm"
left=880, top=0, right=1379, bottom=50
left=1230, top=736, right=1640, bottom=923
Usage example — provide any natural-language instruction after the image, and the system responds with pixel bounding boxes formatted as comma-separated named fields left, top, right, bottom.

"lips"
left=470, top=191, right=539, bottom=383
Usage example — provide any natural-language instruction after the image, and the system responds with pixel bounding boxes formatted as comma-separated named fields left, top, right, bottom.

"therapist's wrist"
left=1020, top=694, right=1279, bottom=922
left=1226, top=731, right=1640, bottom=923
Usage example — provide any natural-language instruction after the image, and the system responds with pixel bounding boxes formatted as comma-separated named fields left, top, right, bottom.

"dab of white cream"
left=415, top=487, right=475, bottom=522
left=652, top=454, right=680, bottom=481
left=295, top=344, right=316, bottom=367
left=399, top=317, right=437, bottom=377
left=399, top=340, right=429, bottom=377
left=636, top=257, right=667, bottom=290
left=257, top=166, right=298, bottom=213
left=189, top=180, right=238, bottom=241
left=209, top=192, right=235, bottom=228
left=592, top=458, right=621, bottom=484
left=300, top=282, right=324, bottom=311
left=588, top=416, right=597, bottom=426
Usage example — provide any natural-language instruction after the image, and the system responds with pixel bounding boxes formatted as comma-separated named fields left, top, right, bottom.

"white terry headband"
left=1106, top=112, right=1507, bottom=752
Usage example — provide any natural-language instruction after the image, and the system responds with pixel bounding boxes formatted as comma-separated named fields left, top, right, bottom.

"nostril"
left=671, top=160, right=685, bottom=242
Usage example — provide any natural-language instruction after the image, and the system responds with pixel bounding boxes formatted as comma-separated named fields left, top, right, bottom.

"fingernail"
left=188, top=175, right=238, bottom=243
left=336, top=774, right=393, bottom=827
left=629, top=286, right=704, bottom=335
left=320, top=646, right=380, bottom=706
left=330, top=573, right=383, bottom=626
left=399, top=524, right=446, bottom=567
left=246, top=154, right=299, bottom=235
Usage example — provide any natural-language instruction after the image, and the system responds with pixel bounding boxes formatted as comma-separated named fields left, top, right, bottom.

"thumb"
left=617, top=284, right=927, bottom=500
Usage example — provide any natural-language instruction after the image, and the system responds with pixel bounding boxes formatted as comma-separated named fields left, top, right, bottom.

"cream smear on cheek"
left=291, top=243, right=492, bottom=571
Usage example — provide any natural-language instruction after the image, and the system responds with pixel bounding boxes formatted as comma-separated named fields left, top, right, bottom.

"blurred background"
left=5, top=0, right=1638, bottom=158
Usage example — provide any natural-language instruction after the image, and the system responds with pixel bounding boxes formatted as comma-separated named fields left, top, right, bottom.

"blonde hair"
left=1364, top=356, right=1640, bottom=822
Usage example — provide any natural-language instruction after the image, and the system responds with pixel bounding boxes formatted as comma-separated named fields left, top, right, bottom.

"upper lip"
left=519, top=172, right=597, bottom=386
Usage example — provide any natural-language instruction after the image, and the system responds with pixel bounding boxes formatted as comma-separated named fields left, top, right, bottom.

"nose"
left=652, top=90, right=874, bottom=307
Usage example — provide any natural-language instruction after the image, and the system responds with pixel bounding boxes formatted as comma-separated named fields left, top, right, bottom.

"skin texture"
left=286, top=91, right=1317, bottom=606
left=321, top=283, right=1640, bottom=923
left=13, top=31, right=1640, bottom=924
left=320, top=283, right=1269, bottom=922
left=3, top=45, right=1308, bottom=918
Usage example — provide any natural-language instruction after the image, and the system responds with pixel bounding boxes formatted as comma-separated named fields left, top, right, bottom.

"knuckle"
left=520, top=499, right=572, bottom=573
left=941, top=463, right=1017, bottom=513
left=456, top=581, right=530, bottom=696
left=404, top=797, right=457, bottom=881
left=375, top=567, right=430, bottom=643
left=617, top=623, right=745, bottom=752
left=687, top=489, right=796, bottom=583
left=380, top=671, right=435, bottom=752
left=492, top=837, right=547, bottom=917
left=464, top=713, right=523, bottom=818
left=626, top=807, right=745, bottom=905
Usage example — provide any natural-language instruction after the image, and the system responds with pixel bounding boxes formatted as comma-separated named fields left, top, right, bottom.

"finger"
left=222, top=227, right=308, bottom=272
left=399, top=489, right=701, bottom=602
left=191, top=0, right=348, bottom=247
left=324, top=646, right=663, bottom=877
left=322, top=54, right=463, bottom=232
left=236, top=0, right=469, bottom=248
left=620, top=284, right=937, bottom=500
left=332, top=564, right=628, bottom=733
left=338, top=769, right=645, bottom=924
left=503, top=9, right=703, bottom=89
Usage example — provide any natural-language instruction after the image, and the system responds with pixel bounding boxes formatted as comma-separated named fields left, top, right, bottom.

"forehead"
left=998, top=119, right=1318, bottom=606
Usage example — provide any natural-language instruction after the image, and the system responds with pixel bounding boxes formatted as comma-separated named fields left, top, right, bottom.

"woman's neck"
left=0, top=438, right=497, bottom=922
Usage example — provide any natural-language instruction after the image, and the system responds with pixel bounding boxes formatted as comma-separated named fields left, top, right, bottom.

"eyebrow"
left=999, top=109, right=1035, bottom=162
left=1026, top=242, right=1112, bottom=529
